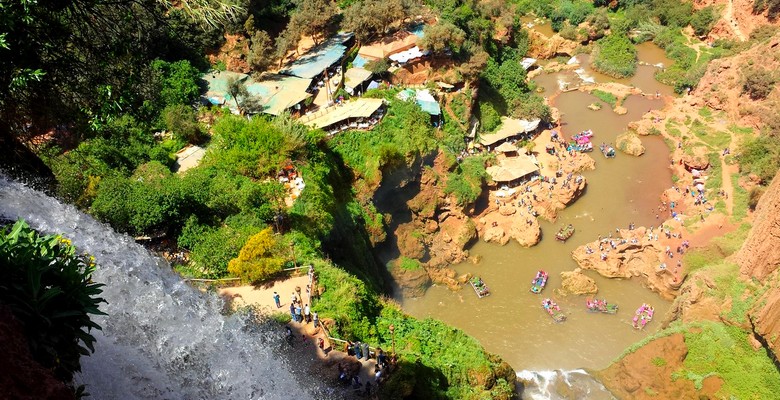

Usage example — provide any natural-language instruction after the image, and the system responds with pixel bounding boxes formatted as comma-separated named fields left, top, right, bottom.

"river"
left=397, top=44, right=676, bottom=389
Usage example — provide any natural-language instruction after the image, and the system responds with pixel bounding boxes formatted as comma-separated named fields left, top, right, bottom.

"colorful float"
left=599, top=143, right=616, bottom=158
left=555, top=224, right=575, bottom=242
left=470, top=276, right=490, bottom=298
left=632, top=303, right=654, bottom=329
left=530, top=270, right=548, bottom=294
left=542, top=298, right=567, bottom=322
left=586, top=298, right=618, bottom=314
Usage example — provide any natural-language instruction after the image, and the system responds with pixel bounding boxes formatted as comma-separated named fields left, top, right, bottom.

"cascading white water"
left=517, top=369, right=615, bottom=400
left=0, top=176, right=317, bottom=399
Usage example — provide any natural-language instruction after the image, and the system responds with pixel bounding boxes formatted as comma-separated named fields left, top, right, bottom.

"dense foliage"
left=0, top=220, right=106, bottom=384
left=591, top=34, right=637, bottom=78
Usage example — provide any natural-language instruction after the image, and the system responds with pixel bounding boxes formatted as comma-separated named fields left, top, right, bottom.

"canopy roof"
left=358, top=31, right=418, bottom=60
left=396, top=88, right=441, bottom=116
left=245, top=74, right=313, bottom=115
left=494, top=142, right=518, bottom=153
left=344, top=68, right=373, bottom=92
left=281, top=33, right=353, bottom=79
left=479, top=117, right=541, bottom=146
left=298, top=98, right=384, bottom=129
left=486, top=155, right=539, bottom=182
left=201, top=70, right=248, bottom=104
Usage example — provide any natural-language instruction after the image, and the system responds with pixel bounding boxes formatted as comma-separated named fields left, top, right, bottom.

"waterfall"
left=0, top=176, right=316, bottom=399
left=517, top=369, right=615, bottom=400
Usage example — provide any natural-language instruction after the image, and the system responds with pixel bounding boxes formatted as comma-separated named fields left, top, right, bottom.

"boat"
left=586, top=298, right=618, bottom=314
left=555, top=224, right=575, bottom=242
left=566, top=141, right=593, bottom=152
left=542, top=298, right=566, bottom=322
left=470, top=276, right=490, bottom=298
left=599, top=143, right=616, bottom=158
left=632, top=303, right=654, bottom=329
left=530, top=270, right=548, bottom=294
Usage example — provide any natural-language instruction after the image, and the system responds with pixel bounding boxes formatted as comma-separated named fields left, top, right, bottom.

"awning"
left=479, top=117, right=541, bottom=146
left=344, top=67, right=373, bottom=94
left=298, top=98, right=385, bottom=129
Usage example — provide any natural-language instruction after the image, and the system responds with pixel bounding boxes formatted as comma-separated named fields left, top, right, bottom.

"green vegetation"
left=445, top=156, right=489, bottom=206
left=0, top=220, right=106, bottom=386
left=592, top=89, right=618, bottom=107
left=591, top=34, right=637, bottom=78
left=651, top=357, right=667, bottom=367
left=681, top=321, right=780, bottom=398
left=398, top=257, right=423, bottom=271
left=738, top=135, right=780, bottom=183
left=227, top=228, right=285, bottom=283
left=742, top=66, right=778, bottom=100
left=313, top=263, right=514, bottom=399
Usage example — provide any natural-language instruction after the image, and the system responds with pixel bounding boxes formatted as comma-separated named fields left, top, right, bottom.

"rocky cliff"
left=737, top=171, right=780, bottom=280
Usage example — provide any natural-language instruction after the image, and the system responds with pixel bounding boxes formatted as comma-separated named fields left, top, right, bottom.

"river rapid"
left=398, top=44, right=676, bottom=397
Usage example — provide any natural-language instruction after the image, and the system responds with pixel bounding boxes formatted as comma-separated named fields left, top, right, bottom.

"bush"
left=162, top=104, right=205, bottom=144
left=690, top=6, right=718, bottom=37
left=0, top=220, right=106, bottom=383
left=445, top=156, right=488, bottom=206
left=742, top=67, right=777, bottom=100
left=591, top=34, right=637, bottom=78
left=738, top=135, right=780, bottom=183
left=592, top=89, right=618, bottom=107
left=227, top=228, right=285, bottom=283
left=748, top=186, right=766, bottom=210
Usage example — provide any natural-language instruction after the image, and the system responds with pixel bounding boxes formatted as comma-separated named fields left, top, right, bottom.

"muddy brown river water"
left=397, top=45, right=678, bottom=374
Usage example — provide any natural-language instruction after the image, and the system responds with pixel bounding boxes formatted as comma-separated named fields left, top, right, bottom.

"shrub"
left=738, top=135, right=780, bottom=183
left=742, top=67, right=777, bottom=100
left=748, top=186, right=765, bottom=210
left=0, top=220, right=106, bottom=383
left=592, top=89, right=618, bottom=107
left=227, top=228, right=285, bottom=283
left=591, top=34, right=637, bottom=78
left=690, top=6, right=718, bottom=37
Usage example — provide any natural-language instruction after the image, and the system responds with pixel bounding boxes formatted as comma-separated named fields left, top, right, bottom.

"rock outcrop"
left=737, top=171, right=780, bottom=280
left=749, top=282, right=780, bottom=361
left=598, top=333, right=723, bottom=399
left=527, top=30, right=579, bottom=59
left=559, top=269, right=598, bottom=295
left=572, top=227, right=682, bottom=300
left=616, top=132, right=646, bottom=156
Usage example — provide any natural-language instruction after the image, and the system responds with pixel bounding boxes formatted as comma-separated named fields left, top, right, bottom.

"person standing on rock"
left=273, top=291, right=281, bottom=308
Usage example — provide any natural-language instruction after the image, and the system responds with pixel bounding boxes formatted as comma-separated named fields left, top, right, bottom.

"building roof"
left=521, top=57, right=537, bottom=70
left=343, top=68, right=373, bottom=92
left=358, top=31, right=418, bottom=60
left=396, top=88, right=441, bottom=116
left=479, top=117, right=541, bottom=146
left=494, top=142, right=518, bottom=153
left=298, top=98, right=385, bottom=129
left=280, top=33, right=353, bottom=79
left=485, top=155, right=539, bottom=182
left=245, top=74, right=312, bottom=116
left=201, top=70, right=249, bottom=104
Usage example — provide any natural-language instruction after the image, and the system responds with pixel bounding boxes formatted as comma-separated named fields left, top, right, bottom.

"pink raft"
left=632, top=303, right=654, bottom=329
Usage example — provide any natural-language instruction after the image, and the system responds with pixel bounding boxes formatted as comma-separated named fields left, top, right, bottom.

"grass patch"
left=711, top=223, right=751, bottom=255
left=705, top=152, right=722, bottom=192
left=697, top=107, right=713, bottom=121
left=682, top=321, right=780, bottom=398
left=652, top=356, right=667, bottom=367
left=731, top=174, right=749, bottom=222
left=592, top=89, right=618, bottom=107
left=683, top=246, right=726, bottom=274
left=398, top=257, right=423, bottom=271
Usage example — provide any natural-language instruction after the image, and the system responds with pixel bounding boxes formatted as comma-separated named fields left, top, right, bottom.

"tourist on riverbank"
left=273, top=291, right=281, bottom=308
left=313, top=312, right=319, bottom=328
left=294, top=305, right=302, bottom=322
left=304, top=304, right=311, bottom=323
left=289, top=303, right=295, bottom=320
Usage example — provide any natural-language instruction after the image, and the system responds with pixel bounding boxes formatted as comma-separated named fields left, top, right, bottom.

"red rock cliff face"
left=737, top=171, right=780, bottom=280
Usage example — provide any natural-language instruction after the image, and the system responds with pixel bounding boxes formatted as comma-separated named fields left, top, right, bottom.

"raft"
left=586, top=298, right=618, bottom=314
left=470, top=276, right=490, bottom=298
left=542, top=298, right=566, bottom=323
left=530, top=270, right=548, bottom=294
left=632, top=303, right=654, bottom=329
left=555, top=224, right=575, bottom=242
left=599, top=143, right=616, bottom=158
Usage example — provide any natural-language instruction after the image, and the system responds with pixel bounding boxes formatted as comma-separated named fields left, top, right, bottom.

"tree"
left=227, top=76, right=250, bottom=112
left=227, top=227, right=285, bottom=282
left=287, top=0, right=337, bottom=46
left=419, top=22, right=466, bottom=58
left=162, top=104, right=204, bottom=144
left=247, top=30, right=274, bottom=74
left=275, top=26, right=301, bottom=68
left=591, top=34, right=638, bottom=78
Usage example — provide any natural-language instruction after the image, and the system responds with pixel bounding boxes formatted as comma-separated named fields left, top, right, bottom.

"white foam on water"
left=0, top=176, right=316, bottom=400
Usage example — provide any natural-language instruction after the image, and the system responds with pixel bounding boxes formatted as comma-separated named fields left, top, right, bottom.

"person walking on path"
left=354, top=341, right=363, bottom=359
left=361, top=342, right=370, bottom=360
left=304, top=304, right=311, bottom=323
left=273, top=292, right=281, bottom=308
left=294, top=304, right=302, bottom=322
left=289, top=303, right=295, bottom=321
left=291, top=292, right=298, bottom=306
left=313, top=312, right=319, bottom=328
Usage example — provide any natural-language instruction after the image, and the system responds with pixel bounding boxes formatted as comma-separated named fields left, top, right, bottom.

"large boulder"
left=616, top=132, right=646, bottom=156
left=560, top=269, right=599, bottom=295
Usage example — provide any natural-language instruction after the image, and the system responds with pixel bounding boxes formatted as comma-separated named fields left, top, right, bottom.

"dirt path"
left=724, top=0, right=748, bottom=42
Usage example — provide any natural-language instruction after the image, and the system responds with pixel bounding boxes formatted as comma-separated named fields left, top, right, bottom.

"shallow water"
left=399, top=59, right=674, bottom=374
